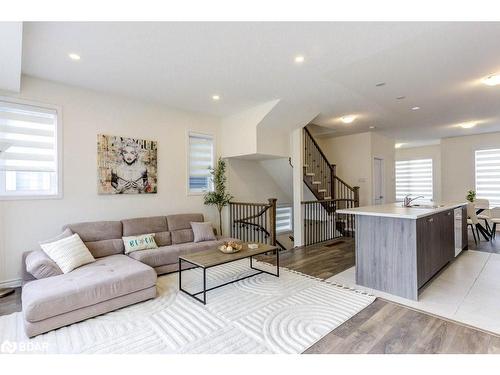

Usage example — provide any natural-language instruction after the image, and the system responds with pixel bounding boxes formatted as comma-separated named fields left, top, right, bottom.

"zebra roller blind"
left=395, top=159, right=433, bottom=201
left=475, top=148, right=500, bottom=206
left=0, top=99, right=59, bottom=196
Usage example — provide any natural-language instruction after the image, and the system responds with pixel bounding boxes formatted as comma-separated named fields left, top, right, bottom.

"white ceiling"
left=19, top=22, right=500, bottom=145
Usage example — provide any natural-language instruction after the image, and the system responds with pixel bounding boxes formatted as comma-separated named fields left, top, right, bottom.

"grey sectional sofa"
left=21, top=213, right=236, bottom=337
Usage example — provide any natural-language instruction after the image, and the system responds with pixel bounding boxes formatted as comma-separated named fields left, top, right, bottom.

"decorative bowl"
left=218, top=241, right=243, bottom=254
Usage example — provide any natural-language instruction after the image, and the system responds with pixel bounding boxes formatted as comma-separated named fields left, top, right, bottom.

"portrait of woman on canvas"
left=110, top=139, right=149, bottom=194
left=97, top=134, right=158, bottom=195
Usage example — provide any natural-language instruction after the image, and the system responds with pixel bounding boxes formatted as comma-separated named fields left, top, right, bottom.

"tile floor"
left=327, top=250, right=500, bottom=335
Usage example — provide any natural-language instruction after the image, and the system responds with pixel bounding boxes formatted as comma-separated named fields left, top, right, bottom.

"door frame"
left=373, top=157, right=385, bottom=205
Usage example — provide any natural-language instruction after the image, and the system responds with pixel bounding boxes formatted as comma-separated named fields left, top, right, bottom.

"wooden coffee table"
left=178, top=243, right=279, bottom=304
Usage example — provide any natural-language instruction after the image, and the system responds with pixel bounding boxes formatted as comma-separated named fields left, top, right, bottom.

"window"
left=0, top=98, right=60, bottom=198
left=395, top=159, right=433, bottom=201
left=475, top=148, right=500, bottom=206
left=188, top=132, right=214, bottom=193
left=276, top=205, right=293, bottom=233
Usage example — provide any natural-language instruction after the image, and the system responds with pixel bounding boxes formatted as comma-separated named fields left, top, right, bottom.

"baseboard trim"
left=0, top=278, right=22, bottom=288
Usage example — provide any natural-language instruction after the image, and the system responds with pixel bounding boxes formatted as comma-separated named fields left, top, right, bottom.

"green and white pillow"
left=40, top=233, right=96, bottom=274
left=123, top=233, right=158, bottom=254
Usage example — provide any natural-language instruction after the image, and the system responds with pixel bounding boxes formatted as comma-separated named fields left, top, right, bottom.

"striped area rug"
left=0, top=260, right=375, bottom=354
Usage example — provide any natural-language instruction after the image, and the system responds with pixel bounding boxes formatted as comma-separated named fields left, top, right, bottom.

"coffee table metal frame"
left=178, top=247, right=279, bottom=305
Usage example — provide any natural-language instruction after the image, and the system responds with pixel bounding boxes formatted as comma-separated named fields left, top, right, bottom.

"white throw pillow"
left=122, top=233, right=158, bottom=254
left=40, top=233, right=96, bottom=274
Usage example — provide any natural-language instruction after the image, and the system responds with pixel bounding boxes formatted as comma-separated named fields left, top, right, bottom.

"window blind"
left=0, top=100, right=59, bottom=196
left=188, top=133, right=214, bottom=193
left=276, top=205, right=293, bottom=233
left=395, top=159, right=433, bottom=201
left=475, top=148, right=500, bottom=206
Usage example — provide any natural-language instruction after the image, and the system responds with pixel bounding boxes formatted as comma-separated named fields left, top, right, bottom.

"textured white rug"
left=0, top=260, right=375, bottom=354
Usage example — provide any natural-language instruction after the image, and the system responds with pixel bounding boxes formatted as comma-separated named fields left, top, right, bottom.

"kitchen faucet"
left=403, top=195, right=425, bottom=207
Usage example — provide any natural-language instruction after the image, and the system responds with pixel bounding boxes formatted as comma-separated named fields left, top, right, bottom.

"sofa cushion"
left=122, top=216, right=168, bottom=236
left=84, top=239, right=125, bottom=258
left=127, top=246, right=180, bottom=268
left=22, top=254, right=157, bottom=323
left=63, top=221, right=123, bottom=242
left=167, top=213, right=203, bottom=231
left=171, top=229, right=194, bottom=244
left=25, top=250, right=63, bottom=279
left=154, top=231, right=171, bottom=247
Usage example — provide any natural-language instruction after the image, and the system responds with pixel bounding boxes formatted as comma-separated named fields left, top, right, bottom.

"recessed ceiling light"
left=411, top=106, right=420, bottom=110
left=294, top=55, right=305, bottom=64
left=396, top=96, right=406, bottom=100
left=369, top=126, right=376, bottom=129
left=375, top=82, right=386, bottom=87
left=340, top=115, right=356, bottom=124
left=395, top=143, right=406, bottom=149
left=459, top=121, right=477, bottom=129
left=212, top=95, right=220, bottom=101
left=482, top=74, right=500, bottom=86
left=68, top=53, right=81, bottom=61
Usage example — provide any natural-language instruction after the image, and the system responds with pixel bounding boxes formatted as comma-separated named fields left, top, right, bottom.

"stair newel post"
left=330, top=164, right=336, bottom=200
left=353, top=186, right=360, bottom=207
left=268, top=198, right=277, bottom=247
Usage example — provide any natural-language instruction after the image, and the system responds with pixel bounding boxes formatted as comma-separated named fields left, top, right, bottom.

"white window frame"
left=0, top=96, right=63, bottom=201
left=186, top=130, right=215, bottom=196
left=474, top=147, right=500, bottom=206
left=395, top=158, right=433, bottom=202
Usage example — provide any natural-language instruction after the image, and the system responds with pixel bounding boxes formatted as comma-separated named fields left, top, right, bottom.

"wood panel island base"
left=338, top=202, right=468, bottom=300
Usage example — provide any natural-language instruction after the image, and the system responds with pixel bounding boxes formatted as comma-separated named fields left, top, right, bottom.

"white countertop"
left=337, top=202, right=467, bottom=219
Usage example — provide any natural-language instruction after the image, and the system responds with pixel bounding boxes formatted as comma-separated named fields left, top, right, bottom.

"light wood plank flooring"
left=262, top=237, right=500, bottom=354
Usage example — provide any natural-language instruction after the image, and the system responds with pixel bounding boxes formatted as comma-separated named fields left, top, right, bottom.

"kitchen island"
left=337, top=202, right=468, bottom=300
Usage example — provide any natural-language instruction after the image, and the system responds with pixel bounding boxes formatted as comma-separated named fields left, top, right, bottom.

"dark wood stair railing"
left=301, top=198, right=357, bottom=246
left=229, top=198, right=286, bottom=251
left=303, top=127, right=359, bottom=208
left=302, top=126, right=360, bottom=245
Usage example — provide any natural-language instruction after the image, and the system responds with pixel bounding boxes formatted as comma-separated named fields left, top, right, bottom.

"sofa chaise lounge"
left=21, top=213, right=236, bottom=337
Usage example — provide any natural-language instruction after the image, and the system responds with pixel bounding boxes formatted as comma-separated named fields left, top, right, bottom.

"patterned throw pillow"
left=122, top=233, right=158, bottom=254
left=40, top=233, right=96, bottom=274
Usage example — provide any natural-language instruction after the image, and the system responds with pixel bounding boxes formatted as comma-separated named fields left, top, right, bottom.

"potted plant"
left=466, top=190, right=476, bottom=202
left=204, top=157, right=233, bottom=236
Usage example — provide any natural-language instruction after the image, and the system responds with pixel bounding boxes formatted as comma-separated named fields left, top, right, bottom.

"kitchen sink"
left=408, top=204, right=445, bottom=209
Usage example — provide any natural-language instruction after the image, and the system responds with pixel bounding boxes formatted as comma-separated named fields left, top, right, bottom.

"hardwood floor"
left=304, top=298, right=500, bottom=354
left=0, top=288, right=21, bottom=316
left=2, top=237, right=500, bottom=353
left=260, top=238, right=355, bottom=279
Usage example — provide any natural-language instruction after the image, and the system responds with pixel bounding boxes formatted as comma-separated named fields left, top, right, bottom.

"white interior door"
left=373, top=157, right=384, bottom=205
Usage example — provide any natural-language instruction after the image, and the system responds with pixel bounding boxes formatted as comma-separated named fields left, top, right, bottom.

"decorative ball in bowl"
left=219, top=241, right=243, bottom=254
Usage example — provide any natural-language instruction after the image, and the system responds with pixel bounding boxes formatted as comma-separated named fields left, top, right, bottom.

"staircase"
left=302, top=127, right=360, bottom=243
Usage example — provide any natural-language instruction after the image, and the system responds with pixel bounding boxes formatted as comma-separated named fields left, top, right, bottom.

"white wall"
left=318, top=132, right=372, bottom=206
left=0, top=76, right=222, bottom=286
left=371, top=132, right=396, bottom=204
left=318, top=132, right=395, bottom=206
left=226, top=158, right=291, bottom=203
left=219, top=100, right=279, bottom=158
left=259, top=158, right=293, bottom=201
left=396, top=144, right=442, bottom=202
left=441, top=132, right=500, bottom=202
